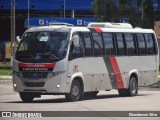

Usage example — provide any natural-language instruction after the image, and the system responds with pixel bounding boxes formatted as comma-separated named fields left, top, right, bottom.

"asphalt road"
left=0, top=80, right=160, bottom=120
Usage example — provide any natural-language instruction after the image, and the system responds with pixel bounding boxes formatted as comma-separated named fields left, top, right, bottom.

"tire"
left=84, top=91, right=98, bottom=98
left=19, top=92, right=34, bottom=102
left=65, top=80, right=83, bottom=102
left=118, top=76, right=138, bottom=97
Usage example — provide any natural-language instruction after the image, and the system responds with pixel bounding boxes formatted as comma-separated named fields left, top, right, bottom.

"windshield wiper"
left=38, top=53, right=60, bottom=60
left=16, top=55, right=39, bottom=62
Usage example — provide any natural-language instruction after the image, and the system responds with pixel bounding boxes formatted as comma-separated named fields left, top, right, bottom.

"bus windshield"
left=16, top=31, right=69, bottom=63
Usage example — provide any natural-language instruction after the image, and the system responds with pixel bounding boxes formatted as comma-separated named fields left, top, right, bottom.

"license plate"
left=29, top=78, right=39, bottom=80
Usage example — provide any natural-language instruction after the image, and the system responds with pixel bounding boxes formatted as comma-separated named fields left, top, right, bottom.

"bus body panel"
left=116, top=55, right=158, bottom=86
left=13, top=58, right=69, bottom=93
left=67, top=57, right=112, bottom=92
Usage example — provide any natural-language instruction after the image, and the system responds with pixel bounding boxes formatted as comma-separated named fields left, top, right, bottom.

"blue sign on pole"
left=25, top=18, right=95, bottom=28
left=120, top=18, right=129, bottom=23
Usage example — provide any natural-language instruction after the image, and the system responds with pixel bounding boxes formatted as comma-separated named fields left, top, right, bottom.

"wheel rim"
left=71, top=85, right=79, bottom=97
left=130, top=78, right=137, bottom=94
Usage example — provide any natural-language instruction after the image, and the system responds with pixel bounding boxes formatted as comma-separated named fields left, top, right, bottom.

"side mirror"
left=16, top=36, right=21, bottom=43
left=69, top=35, right=82, bottom=61
left=72, top=35, right=79, bottom=46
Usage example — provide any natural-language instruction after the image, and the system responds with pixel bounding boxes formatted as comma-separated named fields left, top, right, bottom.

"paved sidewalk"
left=0, top=80, right=15, bottom=95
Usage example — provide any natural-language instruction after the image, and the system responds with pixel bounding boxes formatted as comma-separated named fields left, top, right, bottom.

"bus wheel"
left=118, top=76, right=138, bottom=97
left=84, top=91, right=98, bottom=98
left=19, top=92, right=34, bottom=102
left=65, top=80, right=82, bottom=102
left=128, top=76, right=138, bottom=96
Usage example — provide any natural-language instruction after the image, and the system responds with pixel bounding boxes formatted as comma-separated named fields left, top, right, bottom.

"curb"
left=0, top=76, right=12, bottom=79
left=0, top=80, right=12, bottom=82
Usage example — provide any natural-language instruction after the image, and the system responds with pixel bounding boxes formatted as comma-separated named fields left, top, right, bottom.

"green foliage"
left=142, top=0, right=155, bottom=28
left=118, top=1, right=140, bottom=27
left=92, top=0, right=118, bottom=22
left=92, top=0, right=157, bottom=28
left=0, top=62, right=10, bottom=67
left=0, top=69, right=12, bottom=75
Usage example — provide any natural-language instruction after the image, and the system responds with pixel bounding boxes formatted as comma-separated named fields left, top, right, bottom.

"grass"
left=0, top=62, right=12, bottom=76
left=150, top=80, right=160, bottom=88
left=149, top=77, right=160, bottom=88
left=0, top=69, right=12, bottom=75
left=0, top=62, right=10, bottom=67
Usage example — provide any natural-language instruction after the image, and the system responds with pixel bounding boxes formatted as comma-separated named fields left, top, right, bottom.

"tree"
left=92, top=0, right=139, bottom=27
left=156, top=0, right=160, bottom=20
left=143, top=0, right=155, bottom=28
left=92, top=0, right=118, bottom=22
left=157, top=0, right=160, bottom=12
left=118, top=0, right=140, bottom=27
left=92, top=0, right=156, bottom=28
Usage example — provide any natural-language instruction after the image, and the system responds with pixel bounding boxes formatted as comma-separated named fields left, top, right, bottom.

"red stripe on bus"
left=18, top=62, right=56, bottom=68
left=94, top=28, right=103, bottom=32
left=109, top=56, right=124, bottom=89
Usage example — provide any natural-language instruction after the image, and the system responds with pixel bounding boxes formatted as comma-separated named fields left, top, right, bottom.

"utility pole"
left=64, top=0, right=65, bottom=18
left=11, top=0, right=15, bottom=66
left=28, top=0, right=30, bottom=28
left=141, top=0, right=144, bottom=20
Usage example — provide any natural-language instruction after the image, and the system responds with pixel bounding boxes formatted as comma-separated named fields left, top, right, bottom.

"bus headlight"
left=13, top=83, right=17, bottom=87
left=57, top=84, right=60, bottom=88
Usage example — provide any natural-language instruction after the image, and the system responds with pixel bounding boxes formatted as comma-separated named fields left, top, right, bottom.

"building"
left=0, top=0, right=95, bottom=61
left=154, top=21, right=160, bottom=38
left=0, top=0, right=159, bottom=40
left=0, top=0, right=159, bottom=61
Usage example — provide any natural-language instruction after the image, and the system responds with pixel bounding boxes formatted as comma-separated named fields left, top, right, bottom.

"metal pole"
left=10, top=0, right=15, bottom=66
left=13, top=0, right=15, bottom=45
left=11, top=0, right=13, bottom=66
left=13, top=0, right=15, bottom=59
left=64, top=0, right=66, bottom=18
left=28, top=0, right=30, bottom=28
left=71, top=10, right=74, bottom=18
left=11, top=0, right=13, bottom=53
left=142, top=0, right=144, bottom=20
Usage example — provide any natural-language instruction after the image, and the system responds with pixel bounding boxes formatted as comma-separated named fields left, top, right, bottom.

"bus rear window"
left=124, top=33, right=136, bottom=55
left=102, top=33, right=115, bottom=55
left=115, top=33, right=125, bottom=55
left=144, top=34, right=154, bottom=54
left=136, top=34, right=146, bottom=55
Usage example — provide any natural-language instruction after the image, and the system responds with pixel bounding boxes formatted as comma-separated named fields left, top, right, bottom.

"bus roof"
left=26, top=26, right=72, bottom=33
left=71, top=27, right=155, bottom=34
left=26, top=25, right=155, bottom=34
left=87, top=22, right=133, bottom=29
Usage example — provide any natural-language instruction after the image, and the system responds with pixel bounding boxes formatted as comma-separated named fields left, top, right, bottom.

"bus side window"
left=115, top=33, right=125, bottom=55
left=144, top=34, right=154, bottom=54
left=102, top=33, right=115, bottom=55
left=136, top=34, right=146, bottom=55
left=92, top=33, right=104, bottom=56
left=69, top=34, right=84, bottom=60
left=124, top=33, right=136, bottom=55
left=152, top=34, right=158, bottom=54
left=83, top=32, right=93, bottom=56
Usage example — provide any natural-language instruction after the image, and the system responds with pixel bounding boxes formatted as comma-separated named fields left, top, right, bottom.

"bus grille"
left=24, top=82, right=45, bottom=87
left=22, top=72, right=48, bottom=78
